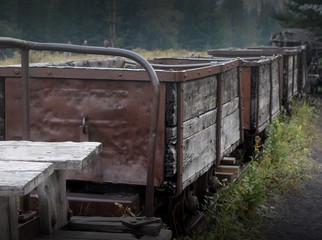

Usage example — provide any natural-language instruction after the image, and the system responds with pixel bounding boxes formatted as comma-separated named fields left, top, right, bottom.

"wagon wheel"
left=169, top=173, right=214, bottom=235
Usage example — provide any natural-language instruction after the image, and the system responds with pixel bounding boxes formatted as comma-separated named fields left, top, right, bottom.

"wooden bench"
left=0, top=141, right=103, bottom=240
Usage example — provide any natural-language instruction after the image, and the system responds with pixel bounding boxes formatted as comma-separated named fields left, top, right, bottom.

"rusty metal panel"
left=240, top=67, right=252, bottom=130
left=5, top=73, right=166, bottom=186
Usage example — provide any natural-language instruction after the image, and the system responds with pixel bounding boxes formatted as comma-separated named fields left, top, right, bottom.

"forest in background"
left=0, top=0, right=287, bottom=51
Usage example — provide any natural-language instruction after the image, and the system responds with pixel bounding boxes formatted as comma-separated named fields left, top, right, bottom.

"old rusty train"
left=0, top=34, right=319, bottom=235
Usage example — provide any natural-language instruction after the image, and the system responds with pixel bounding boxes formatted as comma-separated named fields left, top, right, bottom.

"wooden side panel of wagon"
left=164, top=61, right=242, bottom=191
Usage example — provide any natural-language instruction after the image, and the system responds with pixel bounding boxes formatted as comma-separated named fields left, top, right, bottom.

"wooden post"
left=0, top=197, right=18, bottom=240
left=38, top=170, right=67, bottom=234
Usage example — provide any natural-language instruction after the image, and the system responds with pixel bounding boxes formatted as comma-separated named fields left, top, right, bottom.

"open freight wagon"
left=208, top=46, right=308, bottom=110
left=0, top=53, right=243, bottom=230
left=0, top=42, right=295, bottom=233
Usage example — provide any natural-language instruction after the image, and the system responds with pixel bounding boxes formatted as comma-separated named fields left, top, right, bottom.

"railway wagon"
left=0, top=43, right=244, bottom=232
left=0, top=38, right=310, bottom=235
left=208, top=46, right=308, bottom=111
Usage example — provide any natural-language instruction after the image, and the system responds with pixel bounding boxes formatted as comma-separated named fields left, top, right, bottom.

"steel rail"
left=0, top=37, right=160, bottom=218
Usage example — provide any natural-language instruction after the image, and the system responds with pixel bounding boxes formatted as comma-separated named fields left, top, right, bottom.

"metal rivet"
left=14, top=69, right=20, bottom=75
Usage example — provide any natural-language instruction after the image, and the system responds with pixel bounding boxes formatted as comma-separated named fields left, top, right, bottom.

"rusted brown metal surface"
left=5, top=74, right=166, bottom=186
left=240, top=66, right=252, bottom=130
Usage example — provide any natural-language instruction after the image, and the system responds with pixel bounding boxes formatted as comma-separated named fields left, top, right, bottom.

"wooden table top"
left=0, top=141, right=103, bottom=196
left=0, top=160, right=54, bottom=196
left=0, top=141, right=103, bottom=170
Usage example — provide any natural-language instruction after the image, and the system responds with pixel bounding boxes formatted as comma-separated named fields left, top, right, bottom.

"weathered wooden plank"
left=0, top=161, right=54, bottom=196
left=183, top=75, right=217, bottom=121
left=222, top=97, right=239, bottom=119
left=183, top=108, right=217, bottom=139
left=223, top=68, right=238, bottom=103
left=221, top=157, right=236, bottom=165
left=216, top=165, right=240, bottom=173
left=271, top=59, right=280, bottom=116
left=182, top=124, right=216, bottom=188
left=288, top=56, right=294, bottom=98
left=258, top=64, right=271, bottom=128
left=181, top=95, right=240, bottom=187
left=221, top=107, right=240, bottom=154
left=0, top=141, right=103, bottom=170
left=293, top=54, right=299, bottom=94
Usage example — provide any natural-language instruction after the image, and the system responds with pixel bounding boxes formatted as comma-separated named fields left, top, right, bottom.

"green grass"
left=190, top=97, right=319, bottom=240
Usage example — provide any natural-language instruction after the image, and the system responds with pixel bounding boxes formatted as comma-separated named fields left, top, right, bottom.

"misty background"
left=0, top=0, right=288, bottom=51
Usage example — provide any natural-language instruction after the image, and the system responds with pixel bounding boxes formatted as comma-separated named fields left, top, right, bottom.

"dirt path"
left=263, top=96, right=322, bottom=240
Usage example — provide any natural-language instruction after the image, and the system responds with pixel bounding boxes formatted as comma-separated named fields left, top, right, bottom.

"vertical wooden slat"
left=216, top=73, right=223, bottom=166
left=175, top=81, right=184, bottom=196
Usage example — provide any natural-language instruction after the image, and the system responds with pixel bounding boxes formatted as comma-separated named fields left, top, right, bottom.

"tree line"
left=274, top=0, right=322, bottom=40
left=0, top=0, right=285, bottom=51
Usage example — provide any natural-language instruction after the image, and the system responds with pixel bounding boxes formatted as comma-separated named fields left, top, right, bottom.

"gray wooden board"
left=0, top=161, right=54, bottom=196
left=183, top=75, right=217, bottom=121
left=223, top=68, right=238, bottom=103
left=182, top=124, right=216, bottom=188
left=288, top=56, right=294, bottom=98
left=293, top=54, right=299, bottom=94
left=0, top=141, right=103, bottom=170
left=271, top=60, right=280, bottom=115
left=221, top=108, right=240, bottom=154
left=183, top=108, right=217, bottom=139
left=181, top=96, right=240, bottom=188
left=258, top=64, right=271, bottom=127
left=222, top=97, right=239, bottom=119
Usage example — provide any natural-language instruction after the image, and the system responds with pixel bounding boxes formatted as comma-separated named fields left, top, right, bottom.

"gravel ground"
left=262, top=96, right=322, bottom=240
